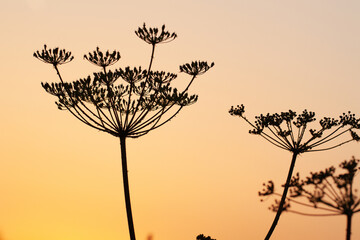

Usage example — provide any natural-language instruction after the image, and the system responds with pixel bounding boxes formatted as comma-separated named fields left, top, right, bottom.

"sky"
left=1, top=0, right=360, bottom=239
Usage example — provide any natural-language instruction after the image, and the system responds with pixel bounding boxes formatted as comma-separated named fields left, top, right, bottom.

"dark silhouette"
left=196, top=234, right=216, bottom=240
left=229, top=105, right=360, bottom=239
left=34, top=23, right=214, bottom=240
left=259, top=156, right=360, bottom=240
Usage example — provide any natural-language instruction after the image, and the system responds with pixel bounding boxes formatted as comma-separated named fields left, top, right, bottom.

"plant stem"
left=346, top=213, right=352, bottom=240
left=264, top=152, right=298, bottom=240
left=120, top=136, right=136, bottom=240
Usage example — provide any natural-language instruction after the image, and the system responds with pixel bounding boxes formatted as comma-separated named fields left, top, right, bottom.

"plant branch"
left=264, top=152, right=298, bottom=240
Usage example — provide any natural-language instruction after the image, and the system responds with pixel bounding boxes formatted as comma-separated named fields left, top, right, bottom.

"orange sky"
left=1, top=1, right=360, bottom=240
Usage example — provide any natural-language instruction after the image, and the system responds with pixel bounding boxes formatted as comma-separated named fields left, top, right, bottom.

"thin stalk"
left=124, top=84, right=134, bottom=127
left=129, top=96, right=181, bottom=134
left=309, top=125, right=343, bottom=147
left=130, top=73, right=197, bottom=132
left=259, top=134, right=289, bottom=151
left=346, top=213, right=352, bottom=240
left=54, top=66, right=116, bottom=130
left=128, top=110, right=160, bottom=133
left=310, top=128, right=349, bottom=148
left=143, top=106, right=182, bottom=132
left=130, top=74, right=196, bottom=132
left=322, top=190, right=339, bottom=206
left=240, top=117, right=289, bottom=150
left=318, top=198, right=340, bottom=210
left=348, top=181, right=352, bottom=197
left=264, top=152, right=298, bottom=240
left=119, top=136, right=136, bottom=240
left=107, top=105, right=119, bottom=129
left=287, top=121, right=296, bottom=146
left=62, top=104, right=105, bottom=132
left=353, top=199, right=360, bottom=210
left=182, top=75, right=196, bottom=93
left=131, top=108, right=167, bottom=136
left=308, top=139, right=354, bottom=152
left=131, top=106, right=183, bottom=137
left=287, top=210, right=340, bottom=217
left=275, top=125, right=293, bottom=148
left=297, top=124, right=307, bottom=146
left=325, top=177, right=342, bottom=203
left=268, top=126, right=291, bottom=147
left=76, top=100, right=115, bottom=130
left=127, top=44, right=157, bottom=127
left=272, top=193, right=339, bottom=213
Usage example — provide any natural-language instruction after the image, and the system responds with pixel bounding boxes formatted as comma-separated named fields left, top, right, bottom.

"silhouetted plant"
left=196, top=234, right=216, bottom=240
left=34, top=23, right=214, bottom=240
left=259, top=156, right=360, bottom=240
left=229, top=105, right=360, bottom=240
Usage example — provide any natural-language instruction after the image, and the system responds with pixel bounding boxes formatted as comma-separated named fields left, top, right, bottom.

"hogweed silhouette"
left=259, top=156, right=360, bottom=240
left=34, top=23, right=214, bottom=240
left=229, top=105, right=360, bottom=239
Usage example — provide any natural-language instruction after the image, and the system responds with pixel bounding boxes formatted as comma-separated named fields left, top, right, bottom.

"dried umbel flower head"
left=259, top=180, right=275, bottom=197
left=180, top=61, right=215, bottom=76
left=84, top=47, right=121, bottom=68
left=118, top=66, right=148, bottom=84
left=147, top=71, right=177, bottom=84
left=230, top=105, right=360, bottom=239
left=135, top=23, right=177, bottom=45
left=93, top=70, right=122, bottom=85
left=229, top=106, right=360, bottom=153
left=229, top=104, right=245, bottom=117
left=33, top=44, right=74, bottom=66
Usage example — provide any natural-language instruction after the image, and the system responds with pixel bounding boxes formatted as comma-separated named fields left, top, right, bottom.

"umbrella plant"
left=259, top=156, right=360, bottom=240
left=229, top=105, right=360, bottom=239
left=34, top=23, right=214, bottom=240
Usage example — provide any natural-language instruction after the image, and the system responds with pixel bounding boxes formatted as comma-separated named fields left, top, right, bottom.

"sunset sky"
left=1, top=0, right=360, bottom=240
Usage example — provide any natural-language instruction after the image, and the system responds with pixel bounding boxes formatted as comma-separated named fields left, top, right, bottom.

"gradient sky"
left=1, top=0, right=360, bottom=240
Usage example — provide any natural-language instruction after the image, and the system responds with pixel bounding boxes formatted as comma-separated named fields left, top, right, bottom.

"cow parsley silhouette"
left=259, top=156, right=360, bottom=240
left=34, top=23, right=214, bottom=240
left=229, top=105, right=360, bottom=239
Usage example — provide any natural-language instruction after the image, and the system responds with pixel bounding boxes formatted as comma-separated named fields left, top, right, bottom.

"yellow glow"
left=1, top=1, right=360, bottom=240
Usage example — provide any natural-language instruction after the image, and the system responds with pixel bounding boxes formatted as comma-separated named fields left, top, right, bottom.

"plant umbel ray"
left=229, top=105, right=360, bottom=240
left=34, top=23, right=214, bottom=240
left=259, top=156, right=360, bottom=240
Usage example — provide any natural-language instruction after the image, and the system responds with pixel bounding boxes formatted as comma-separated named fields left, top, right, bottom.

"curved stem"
left=182, top=75, right=196, bottom=93
left=308, top=139, right=354, bottom=152
left=309, top=128, right=349, bottom=149
left=259, top=133, right=289, bottom=151
left=309, top=125, right=343, bottom=147
left=267, top=126, right=291, bottom=148
left=264, top=152, right=298, bottom=240
left=120, top=136, right=136, bottom=240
